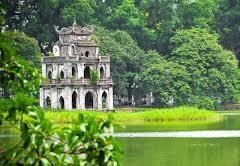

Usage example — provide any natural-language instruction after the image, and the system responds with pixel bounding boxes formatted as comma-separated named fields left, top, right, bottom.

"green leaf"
left=40, top=158, right=51, bottom=166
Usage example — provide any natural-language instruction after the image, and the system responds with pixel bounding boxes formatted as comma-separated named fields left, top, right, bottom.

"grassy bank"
left=44, top=106, right=222, bottom=124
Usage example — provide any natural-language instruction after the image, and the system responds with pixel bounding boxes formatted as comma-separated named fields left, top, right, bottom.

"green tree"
left=140, top=51, right=190, bottom=106
left=140, top=28, right=240, bottom=109
left=178, top=0, right=218, bottom=29
left=109, top=0, right=155, bottom=50
left=61, top=0, right=96, bottom=26
left=93, top=0, right=122, bottom=26
left=2, top=0, right=61, bottom=53
left=109, top=0, right=145, bottom=28
left=90, top=69, right=99, bottom=85
left=0, top=33, right=40, bottom=98
left=140, top=0, right=180, bottom=53
left=215, top=0, right=240, bottom=64
left=170, top=28, right=240, bottom=106
left=94, top=26, right=145, bottom=99
left=1, top=31, right=41, bottom=67
left=1, top=0, right=35, bottom=29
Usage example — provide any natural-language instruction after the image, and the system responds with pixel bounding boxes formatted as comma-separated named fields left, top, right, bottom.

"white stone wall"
left=60, top=46, right=69, bottom=56
left=58, top=44, right=98, bottom=58
left=52, top=64, right=58, bottom=79
left=43, top=62, right=108, bottom=80
left=41, top=86, right=114, bottom=110
left=39, top=88, right=44, bottom=107
left=77, top=63, right=84, bottom=79
left=41, top=55, right=113, bottom=110
left=40, top=88, right=51, bottom=107
left=53, top=45, right=60, bottom=56
left=80, top=46, right=97, bottom=57
left=106, top=63, right=110, bottom=78
left=51, top=87, right=58, bottom=109
left=42, top=63, right=46, bottom=78
left=79, top=87, right=85, bottom=109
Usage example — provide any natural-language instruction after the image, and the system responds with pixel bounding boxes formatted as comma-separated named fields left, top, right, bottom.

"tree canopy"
left=215, top=0, right=240, bottom=64
left=94, top=26, right=144, bottom=98
left=1, top=31, right=41, bottom=66
left=1, top=0, right=240, bottom=109
left=140, top=28, right=240, bottom=109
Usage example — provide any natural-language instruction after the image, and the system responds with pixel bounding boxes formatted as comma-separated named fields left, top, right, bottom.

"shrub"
left=190, top=96, right=218, bottom=110
left=0, top=95, right=120, bottom=165
left=90, top=69, right=99, bottom=85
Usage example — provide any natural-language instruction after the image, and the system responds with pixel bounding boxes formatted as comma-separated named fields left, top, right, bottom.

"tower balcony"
left=41, top=78, right=113, bottom=86
left=42, top=55, right=110, bottom=63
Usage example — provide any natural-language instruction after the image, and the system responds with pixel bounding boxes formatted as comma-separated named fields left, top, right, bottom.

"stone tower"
left=39, top=22, right=114, bottom=110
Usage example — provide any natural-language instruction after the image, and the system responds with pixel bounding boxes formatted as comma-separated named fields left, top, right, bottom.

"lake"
left=116, top=112, right=240, bottom=166
left=0, top=112, right=240, bottom=166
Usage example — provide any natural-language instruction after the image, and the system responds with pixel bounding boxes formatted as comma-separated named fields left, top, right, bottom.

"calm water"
left=0, top=113, right=240, bottom=166
left=119, top=137, right=240, bottom=166
left=117, top=113, right=240, bottom=166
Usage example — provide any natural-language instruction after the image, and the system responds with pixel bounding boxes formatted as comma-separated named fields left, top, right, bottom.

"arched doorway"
left=85, top=92, right=93, bottom=109
left=85, top=51, right=89, bottom=57
left=72, top=91, right=77, bottom=109
left=60, top=71, right=64, bottom=79
left=102, top=91, right=107, bottom=109
left=46, top=96, right=51, bottom=107
left=100, top=67, right=104, bottom=79
left=59, top=96, right=64, bottom=109
left=84, top=66, right=91, bottom=79
left=47, top=71, right=52, bottom=79
left=72, top=66, right=76, bottom=77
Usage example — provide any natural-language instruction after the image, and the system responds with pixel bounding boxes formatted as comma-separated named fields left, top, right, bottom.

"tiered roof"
left=54, top=21, right=94, bottom=35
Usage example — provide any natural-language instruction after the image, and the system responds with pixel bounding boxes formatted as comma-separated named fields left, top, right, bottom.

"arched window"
left=47, top=71, right=52, bottom=79
left=60, top=71, right=64, bottom=79
left=72, top=66, right=76, bottom=77
left=100, top=67, right=104, bottom=79
left=102, top=91, right=107, bottom=109
left=85, top=51, right=89, bottom=57
left=72, top=91, right=77, bottom=109
left=85, top=92, right=93, bottom=109
left=71, top=45, right=74, bottom=56
left=59, top=96, right=64, bottom=109
left=46, top=96, right=51, bottom=107
left=84, top=66, right=91, bottom=79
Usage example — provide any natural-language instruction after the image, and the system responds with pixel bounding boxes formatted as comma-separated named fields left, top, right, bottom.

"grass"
left=44, top=106, right=222, bottom=124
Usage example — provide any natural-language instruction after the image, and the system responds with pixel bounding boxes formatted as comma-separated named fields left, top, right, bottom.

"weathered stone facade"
left=40, top=22, right=114, bottom=110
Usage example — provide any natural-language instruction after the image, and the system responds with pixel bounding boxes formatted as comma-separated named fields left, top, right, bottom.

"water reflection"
left=119, top=137, right=240, bottom=166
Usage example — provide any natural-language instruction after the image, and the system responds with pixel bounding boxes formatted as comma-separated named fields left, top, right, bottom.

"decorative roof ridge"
left=54, top=21, right=94, bottom=35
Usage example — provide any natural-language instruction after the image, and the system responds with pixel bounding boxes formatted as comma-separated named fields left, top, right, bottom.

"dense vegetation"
left=140, top=28, right=240, bottom=109
left=1, top=0, right=240, bottom=109
left=1, top=31, right=41, bottom=67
